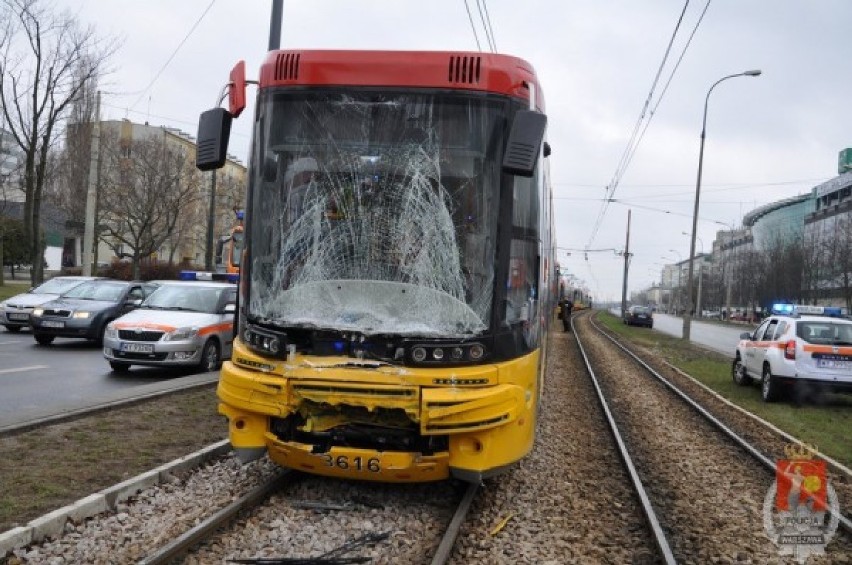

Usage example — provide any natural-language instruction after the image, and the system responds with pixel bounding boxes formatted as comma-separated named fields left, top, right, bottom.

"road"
left=0, top=328, right=217, bottom=429
left=1, top=308, right=752, bottom=429
left=641, top=312, right=755, bottom=355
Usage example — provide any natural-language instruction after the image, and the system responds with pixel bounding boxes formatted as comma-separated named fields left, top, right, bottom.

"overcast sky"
left=57, top=0, right=852, bottom=302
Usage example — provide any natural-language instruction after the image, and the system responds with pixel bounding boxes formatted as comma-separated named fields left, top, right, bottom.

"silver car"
left=0, top=276, right=101, bottom=332
left=102, top=281, right=237, bottom=373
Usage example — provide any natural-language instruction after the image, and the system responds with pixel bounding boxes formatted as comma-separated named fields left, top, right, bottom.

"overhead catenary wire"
left=586, top=0, right=712, bottom=250
left=480, top=0, right=498, bottom=52
left=475, top=0, right=496, bottom=53
left=586, top=0, right=691, bottom=249
left=462, top=0, right=482, bottom=51
left=614, top=0, right=713, bottom=182
left=128, top=0, right=217, bottom=111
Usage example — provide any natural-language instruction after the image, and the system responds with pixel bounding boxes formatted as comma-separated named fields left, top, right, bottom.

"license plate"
left=7, top=313, right=29, bottom=321
left=816, top=359, right=851, bottom=369
left=41, top=320, right=64, bottom=328
left=121, top=342, right=154, bottom=353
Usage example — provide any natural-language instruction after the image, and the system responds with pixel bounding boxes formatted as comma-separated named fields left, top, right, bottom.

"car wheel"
left=34, top=333, right=54, bottom=346
left=761, top=364, right=781, bottom=402
left=198, top=339, right=221, bottom=372
left=5, top=326, right=21, bottom=333
left=732, top=355, right=751, bottom=386
left=109, top=361, right=131, bottom=374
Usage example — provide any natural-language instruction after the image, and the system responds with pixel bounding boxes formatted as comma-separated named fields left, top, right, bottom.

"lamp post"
left=683, top=69, right=761, bottom=340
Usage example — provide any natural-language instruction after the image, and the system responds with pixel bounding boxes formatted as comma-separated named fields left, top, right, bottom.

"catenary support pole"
left=82, top=91, right=101, bottom=276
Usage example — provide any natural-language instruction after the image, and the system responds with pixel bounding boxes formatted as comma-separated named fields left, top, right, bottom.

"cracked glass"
left=248, top=89, right=504, bottom=337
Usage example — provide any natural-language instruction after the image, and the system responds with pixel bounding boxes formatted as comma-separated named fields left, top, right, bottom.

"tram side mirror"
left=502, top=110, right=547, bottom=177
left=196, top=107, right=233, bottom=171
left=740, top=331, right=753, bottom=340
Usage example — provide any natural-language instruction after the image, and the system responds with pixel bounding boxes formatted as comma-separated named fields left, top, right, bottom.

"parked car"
left=30, top=280, right=159, bottom=346
left=623, top=305, right=653, bottom=328
left=0, top=276, right=101, bottom=332
left=731, top=304, right=852, bottom=402
left=102, top=281, right=237, bottom=373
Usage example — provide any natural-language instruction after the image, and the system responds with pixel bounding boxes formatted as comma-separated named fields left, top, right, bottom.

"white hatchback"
left=732, top=304, right=852, bottom=401
left=102, top=281, right=237, bottom=374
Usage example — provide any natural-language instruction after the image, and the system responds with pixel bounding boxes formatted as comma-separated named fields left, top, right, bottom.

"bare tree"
left=97, top=131, right=200, bottom=279
left=0, top=0, right=114, bottom=284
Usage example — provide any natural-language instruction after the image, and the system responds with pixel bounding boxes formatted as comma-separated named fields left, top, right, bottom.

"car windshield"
left=796, top=321, right=852, bottom=345
left=247, top=89, right=503, bottom=337
left=62, top=281, right=126, bottom=302
left=32, top=278, right=87, bottom=295
left=632, top=307, right=651, bottom=315
left=143, top=285, right=225, bottom=313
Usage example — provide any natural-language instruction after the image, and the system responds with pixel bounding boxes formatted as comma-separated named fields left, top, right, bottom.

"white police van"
left=732, top=304, right=852, bottom=402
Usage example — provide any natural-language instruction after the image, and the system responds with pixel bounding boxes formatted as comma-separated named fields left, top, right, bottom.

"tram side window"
left=505, top=175, right=540, bottom=327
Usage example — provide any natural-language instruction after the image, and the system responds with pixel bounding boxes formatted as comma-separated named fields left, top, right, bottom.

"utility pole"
left=269, top=0, right=283, bottom=51
left=82, top=91, right=101, bottom=276
left=204, top=171, right=217, bottom=271
left=620, top=209, right=631, bottom=319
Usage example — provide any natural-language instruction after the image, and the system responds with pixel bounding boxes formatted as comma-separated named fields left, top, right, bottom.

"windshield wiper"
left=161, top=306, right=197, bottom=311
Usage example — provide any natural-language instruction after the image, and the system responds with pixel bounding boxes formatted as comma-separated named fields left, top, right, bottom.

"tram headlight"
left=242, top=325, right=284, bottom=357
left=407, top=342, right=487, bottom=365
left=411, top=347, right=427, bottom=363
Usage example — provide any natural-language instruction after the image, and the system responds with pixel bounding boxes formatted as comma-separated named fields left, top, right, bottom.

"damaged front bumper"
left=218, top=342, right=539, bottom=482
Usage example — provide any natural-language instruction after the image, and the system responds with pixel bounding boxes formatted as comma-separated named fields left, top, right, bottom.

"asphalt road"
left=0, top=328, right=217, bottom=429
left=638, top=312, right=756, bottom=355
left=1, top=308, right=753, bottom=429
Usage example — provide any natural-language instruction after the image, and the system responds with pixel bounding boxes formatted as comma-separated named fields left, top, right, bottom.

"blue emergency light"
left=770, top=303, right=843, bottom=317
left=179, top=270, right=239, bottom=283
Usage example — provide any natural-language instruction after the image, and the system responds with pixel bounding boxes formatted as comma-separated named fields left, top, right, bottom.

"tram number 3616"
left=319, top=454, right=381, bottom=472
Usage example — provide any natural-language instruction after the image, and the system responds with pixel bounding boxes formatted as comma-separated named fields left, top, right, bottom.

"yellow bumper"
left=218, top=343, right=540, bottom=482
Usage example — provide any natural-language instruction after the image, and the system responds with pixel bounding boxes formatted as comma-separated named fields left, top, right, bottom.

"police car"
left=102, top=281, right=236, bottom=373
left=732, top=304, right=852, bottom=402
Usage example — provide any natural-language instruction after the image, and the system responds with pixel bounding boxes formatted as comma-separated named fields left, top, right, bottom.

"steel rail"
left=429, top=482, right=479, bottom=565
left=588, top=314, right=852, bottom=536
left=571, top=314, right=678, bottom=565
left=138, top=470, right=290, bottom=565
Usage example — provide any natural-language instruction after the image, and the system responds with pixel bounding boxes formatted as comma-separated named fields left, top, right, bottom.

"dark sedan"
left=623, top=305, right=653, bottom=328
left=30, top=280, right=159, bottom=346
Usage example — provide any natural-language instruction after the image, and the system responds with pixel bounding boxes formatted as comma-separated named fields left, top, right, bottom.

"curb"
left=0, top=378, right=218, bottom=438
left=0, top=440, right=231, bottom=558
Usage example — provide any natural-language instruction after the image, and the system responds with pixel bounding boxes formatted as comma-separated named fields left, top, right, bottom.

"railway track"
left=138, top=472, right=478, bottom=564
left=7, top=314, right=850, bottom=563
left=572, top=310, right=852, bottom=562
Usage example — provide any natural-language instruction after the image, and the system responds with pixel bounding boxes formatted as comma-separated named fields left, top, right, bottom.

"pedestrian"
left=561, top=299, right=573, bottom=332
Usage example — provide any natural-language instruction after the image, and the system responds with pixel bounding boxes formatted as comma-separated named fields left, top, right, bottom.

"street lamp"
left=683, top=69, right=761, bottom=340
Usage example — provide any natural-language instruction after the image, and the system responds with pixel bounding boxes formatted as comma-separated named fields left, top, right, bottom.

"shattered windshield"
left=248, top=89, right=504, bottom=336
